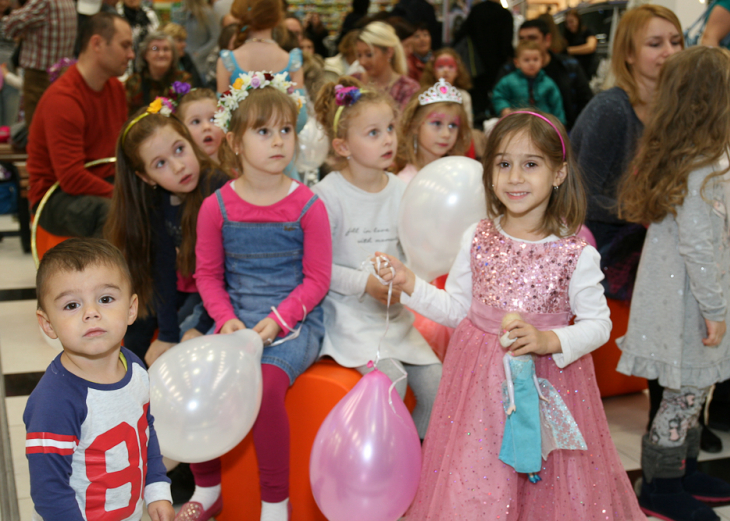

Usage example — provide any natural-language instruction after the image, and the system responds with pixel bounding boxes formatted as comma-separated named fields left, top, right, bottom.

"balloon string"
left=360, top=255, right=408, bottom=415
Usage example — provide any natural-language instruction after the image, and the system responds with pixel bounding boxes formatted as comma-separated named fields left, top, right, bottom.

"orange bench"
left=591, top=298, right=647, bottom=397
left=219, top=359, right=416, bottom=520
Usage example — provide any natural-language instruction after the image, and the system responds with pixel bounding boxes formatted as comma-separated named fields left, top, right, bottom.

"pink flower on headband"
left=334, top=85, right=362, bottom=107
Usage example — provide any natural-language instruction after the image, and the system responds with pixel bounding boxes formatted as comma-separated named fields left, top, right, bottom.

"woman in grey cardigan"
left=571, top=5, right=682, bottom=253
left=616, top=46, right=730, bottom=521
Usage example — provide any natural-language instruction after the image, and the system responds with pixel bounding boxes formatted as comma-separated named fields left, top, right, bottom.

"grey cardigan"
left=617, top=163, right=730, bottom=389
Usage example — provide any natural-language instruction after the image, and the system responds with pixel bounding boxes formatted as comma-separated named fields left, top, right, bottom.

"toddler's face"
left=182, top=99, right=225, bottom=160
left=515, top=49, right=542, bottom=78
left=37, top=264, right=137, bottom=361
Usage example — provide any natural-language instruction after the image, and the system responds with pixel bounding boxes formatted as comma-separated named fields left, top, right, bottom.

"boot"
left=638, top=435, right=720, bottom=521
left=684, top=426, right=730, bottom=502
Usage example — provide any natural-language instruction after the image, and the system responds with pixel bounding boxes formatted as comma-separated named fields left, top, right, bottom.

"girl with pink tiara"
left=395, top=78, right=472, bottom=184
left=381, top=111, right=645, bottom=519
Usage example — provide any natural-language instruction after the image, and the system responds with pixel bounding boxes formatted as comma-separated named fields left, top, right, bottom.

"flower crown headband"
left=333, top=85, right=371, bottom=134
left=121, top=81, right=192, bottom=144
left=214, top=71, right=305, bottom=131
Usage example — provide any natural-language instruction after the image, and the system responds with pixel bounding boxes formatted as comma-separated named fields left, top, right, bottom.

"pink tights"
left=190, top=364, right=291, bottom=502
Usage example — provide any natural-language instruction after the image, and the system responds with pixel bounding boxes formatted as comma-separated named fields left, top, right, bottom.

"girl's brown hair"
left=420, top=47, right=472, bottom=90
left=612, top=4, right=683, bottom=106
left=482, top=111, right=586, bottom=237
left=618, top=46, right=730, bottom=224
left=314, top=75, right=397, bottom=171
left=105, top=111, right=222, bottom=316
left=395, top=87, right=472, bottom=171
left=226, top=86, right=300, bottom=173
left=177, top=88, right=218, bottom=120
left=231, top=0, right=283, bottom=48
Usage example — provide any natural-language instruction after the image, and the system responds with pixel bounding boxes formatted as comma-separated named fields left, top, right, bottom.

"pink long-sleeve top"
left=195, top=180, right=332, bottom=333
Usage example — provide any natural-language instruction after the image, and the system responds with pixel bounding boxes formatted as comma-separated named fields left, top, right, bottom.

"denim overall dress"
left=215, top=190, right=325, bottom=383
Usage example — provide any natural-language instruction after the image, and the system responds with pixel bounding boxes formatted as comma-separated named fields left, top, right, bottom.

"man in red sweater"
left=28, top=12, right=133, bottom=238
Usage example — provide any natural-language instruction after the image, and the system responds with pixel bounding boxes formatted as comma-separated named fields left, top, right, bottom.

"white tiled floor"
left=2, top=214, right=730, bottom=520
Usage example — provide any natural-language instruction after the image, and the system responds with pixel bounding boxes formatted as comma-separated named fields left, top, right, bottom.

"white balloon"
left=296, top=117, right=329, bottom=172
left=149, top=329, right=263, bottom=463
left=399, top=157, right=487, bottom=281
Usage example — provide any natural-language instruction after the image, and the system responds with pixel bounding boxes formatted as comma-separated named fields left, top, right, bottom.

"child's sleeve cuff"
left=144, top=481, right=173, bottom=506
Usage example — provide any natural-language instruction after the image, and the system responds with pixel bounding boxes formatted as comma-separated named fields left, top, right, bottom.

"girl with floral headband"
left=193, top=71, right=331, bottom=521
left=105, top=97, right=231, bottom=370
left=395, top=78, right=472, bottom=184
left=312, top=76, right=443, bottom=441
left=378, top=110, right=644, bottom=520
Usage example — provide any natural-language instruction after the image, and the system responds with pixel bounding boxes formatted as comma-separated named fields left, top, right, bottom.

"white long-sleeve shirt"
left=401, top=220, right=611, bottom=368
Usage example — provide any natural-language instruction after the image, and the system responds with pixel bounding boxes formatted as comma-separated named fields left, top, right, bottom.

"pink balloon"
left=577, top=225, right=597, bottom=248
left=310, top=369, right=422, bottom=521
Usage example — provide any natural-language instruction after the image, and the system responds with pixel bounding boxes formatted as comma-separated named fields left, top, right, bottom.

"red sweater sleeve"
left=194, top=194, right=238, bottom=331
left=43, top=99, right=114, bottom=198
left=267, top=198, right=332, bottom=333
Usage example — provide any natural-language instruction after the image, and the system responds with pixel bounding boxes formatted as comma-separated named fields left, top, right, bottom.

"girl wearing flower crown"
left=193, top=71, right=331, bottom=521
left=394, top=78, right=472, bottom=184
left=379, top=110, right=645, bottom=520
left=312, top=76, right=442, bottom=441
left=105, top=97, right=230, bottom=368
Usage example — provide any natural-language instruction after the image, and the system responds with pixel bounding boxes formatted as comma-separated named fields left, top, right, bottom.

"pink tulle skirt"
left=406, top=316, right=646, bottom=520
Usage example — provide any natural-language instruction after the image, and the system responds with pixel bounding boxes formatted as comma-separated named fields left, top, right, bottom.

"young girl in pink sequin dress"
left=381, top=111, right=646, bottom=520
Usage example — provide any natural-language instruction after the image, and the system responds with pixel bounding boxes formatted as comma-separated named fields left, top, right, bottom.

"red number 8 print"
left=84, top=407, right=150, bottom=520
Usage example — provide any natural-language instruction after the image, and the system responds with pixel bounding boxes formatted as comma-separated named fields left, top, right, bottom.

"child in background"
left=492, top=40, right=566, bottom=124
left=105, top=100, right=230, bottom=367
left=380, top=110, right=644, bottom=520
left=27, top=238, right=174, bottom=521
left=178, top=88, right=226, bottom=163
left=395, top=78, right=472, bottom=183
left=194, top=72, right=331, bottom=521
left=421, top=48, right=473, bottom=127
left=617, top=46, right=730, bottom=521
left=312, top=77, right=442, bottom=440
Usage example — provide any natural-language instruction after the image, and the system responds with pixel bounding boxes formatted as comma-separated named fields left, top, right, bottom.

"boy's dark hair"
left=36, top=238, right=132, bottom=312
left=79, top=12, right=128, bottom=54
left=520, top=18, right=549, bottom=37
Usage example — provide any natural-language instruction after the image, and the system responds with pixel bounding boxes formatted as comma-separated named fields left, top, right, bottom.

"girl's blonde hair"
left=612, top=4, right=683, bottom=106
left=105, top=112, right=221, bottom=316
left=482, top=111, right=586, bottom=237
left=357, top=22, right=408, bottom=76
left=395, top=87, right=472, bottom=171
left=231, top=0, right=283, bottom=48
left=225, top=87, right=300, bottom=172
left=420, top=47, right=472, bottom=90
left=314, top=75, right=397, bottom=171
left=618, top=46, right=730, bottom=224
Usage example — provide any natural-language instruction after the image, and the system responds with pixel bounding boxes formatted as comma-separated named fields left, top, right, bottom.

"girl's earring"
left=413, top=135, right=418, bottom=154
left=346, top=155, right=352, bottom=160
left=553, top=185, right=559, bottom=191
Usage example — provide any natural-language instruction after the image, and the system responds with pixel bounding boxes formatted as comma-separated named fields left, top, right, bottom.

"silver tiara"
left=418, top=78, right=462, bottom=106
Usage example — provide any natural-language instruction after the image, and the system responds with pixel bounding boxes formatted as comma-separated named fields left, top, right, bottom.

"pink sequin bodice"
left=470, top=220, right=586, bottom=314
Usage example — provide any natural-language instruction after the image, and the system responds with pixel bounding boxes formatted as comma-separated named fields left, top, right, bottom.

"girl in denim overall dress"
left=192, top=73, right=332, bottom=521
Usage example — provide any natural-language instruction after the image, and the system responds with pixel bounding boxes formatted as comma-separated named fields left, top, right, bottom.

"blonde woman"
left=352, top=21, right=419, bottom=110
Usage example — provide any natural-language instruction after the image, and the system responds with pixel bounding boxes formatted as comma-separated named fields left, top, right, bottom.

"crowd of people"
left=10, top=0, right=730, bottom=520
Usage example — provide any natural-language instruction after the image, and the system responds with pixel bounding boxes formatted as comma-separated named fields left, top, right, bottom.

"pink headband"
left=500, top=110, right=565, bottom=162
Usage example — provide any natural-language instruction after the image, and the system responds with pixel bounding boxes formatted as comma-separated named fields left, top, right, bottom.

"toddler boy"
left=25, top=238, right=174, bottom=521
left=492, top=40, right=566, bottom=124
